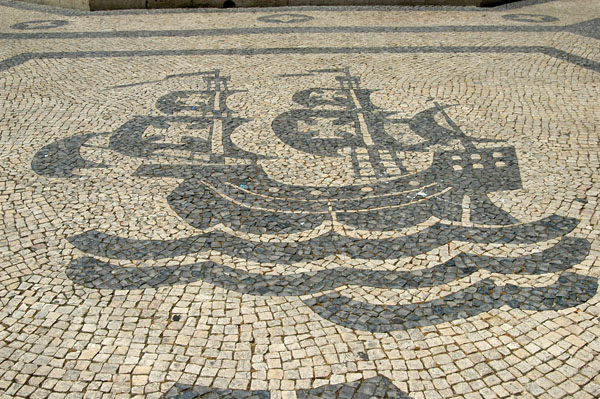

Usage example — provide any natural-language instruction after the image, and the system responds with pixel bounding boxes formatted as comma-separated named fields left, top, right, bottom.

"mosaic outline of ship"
left=32, top=69, right=597, bottom=331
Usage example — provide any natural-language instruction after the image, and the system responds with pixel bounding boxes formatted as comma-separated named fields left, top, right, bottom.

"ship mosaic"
left=32, top=68, right=597, bottom=333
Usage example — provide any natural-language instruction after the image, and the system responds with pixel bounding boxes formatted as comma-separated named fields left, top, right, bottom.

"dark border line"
left=1, top=45, right=599, bottom=73
left=0, top=24, right=567, bottom=40
left=0, top=0, right=558, bottom=17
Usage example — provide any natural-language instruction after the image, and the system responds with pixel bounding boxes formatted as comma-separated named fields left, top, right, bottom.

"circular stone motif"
left=257, top=13, right=314, bottom=24
left=11, top=19, right=69, bottom=30
left=502, top=13, right=559, bottom=23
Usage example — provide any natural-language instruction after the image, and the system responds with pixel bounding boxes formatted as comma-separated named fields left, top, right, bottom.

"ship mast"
left=203, top=70, right=231, bottom=163
left=334, top=68, right=404, bottom=179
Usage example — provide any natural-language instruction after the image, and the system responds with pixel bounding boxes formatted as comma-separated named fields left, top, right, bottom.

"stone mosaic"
left=9, top=19, right=69, bottom=29
left=256, top=14, right=313, bottom=24
left=165, top=375, right=411, bottom=398
left=502, top=13, right=559, bottom=22
left=30, top=66, right=598, bottom=334
left=1, top=0, right=600, bottom=398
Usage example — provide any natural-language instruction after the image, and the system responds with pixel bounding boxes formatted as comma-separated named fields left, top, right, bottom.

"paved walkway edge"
left=14, top=0, right=513, bottom=11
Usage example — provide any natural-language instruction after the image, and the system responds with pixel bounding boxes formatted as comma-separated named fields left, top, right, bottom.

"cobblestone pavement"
left=1, top=0, right=600, bottom=398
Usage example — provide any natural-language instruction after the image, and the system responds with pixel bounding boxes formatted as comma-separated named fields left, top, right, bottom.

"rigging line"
left=434, top=101, right=476, bottom=151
